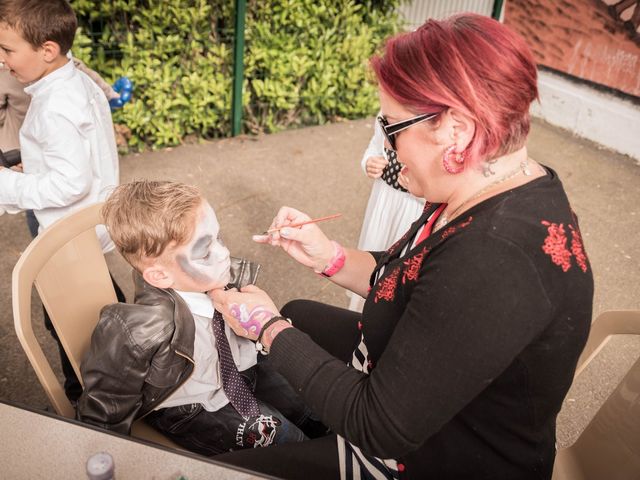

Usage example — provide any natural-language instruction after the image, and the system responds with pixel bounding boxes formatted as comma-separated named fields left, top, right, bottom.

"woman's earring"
left=443, top=145, right=465, bottom=174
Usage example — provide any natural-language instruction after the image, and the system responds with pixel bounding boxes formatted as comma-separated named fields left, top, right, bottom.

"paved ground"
left=0, top=117, right=638, bottom=448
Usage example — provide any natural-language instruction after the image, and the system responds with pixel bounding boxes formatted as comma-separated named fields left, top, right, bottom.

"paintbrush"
left=261, top=213, right=342, bottom=235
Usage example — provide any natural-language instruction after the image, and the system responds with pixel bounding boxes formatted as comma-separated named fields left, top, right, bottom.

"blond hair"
left=102, top=180, right=203, bottom=269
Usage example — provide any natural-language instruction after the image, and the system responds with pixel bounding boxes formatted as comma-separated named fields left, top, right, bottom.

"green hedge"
left=70, top=0, right=402, bottom=150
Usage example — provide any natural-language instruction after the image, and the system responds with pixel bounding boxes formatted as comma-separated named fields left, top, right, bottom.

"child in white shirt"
left=0, top=0, right=118, bottom=245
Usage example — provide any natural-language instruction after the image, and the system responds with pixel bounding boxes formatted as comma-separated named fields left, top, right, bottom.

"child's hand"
left=109, top=77, right=133, bottom=110
left=398, top=170, right=409, bottom=190
left=365, top=155, right=388, bottom=179
left=209, top=285, right=280, bottom=341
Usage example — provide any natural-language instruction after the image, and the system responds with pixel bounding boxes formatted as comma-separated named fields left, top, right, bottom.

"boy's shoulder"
left=99, top=293, right=178, bottom=350
left=29, top=64, right=106, bottom=124
left=97, top=277, right=194, bottom=351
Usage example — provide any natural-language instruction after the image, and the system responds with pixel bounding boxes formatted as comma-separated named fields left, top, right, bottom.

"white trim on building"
left=532, top=69, right=640, bottom=161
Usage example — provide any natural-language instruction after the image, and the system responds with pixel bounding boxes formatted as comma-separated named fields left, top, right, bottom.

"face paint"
left=229, top=303, right=275, bottom=336
left=170, top=201, right=231, bottom=292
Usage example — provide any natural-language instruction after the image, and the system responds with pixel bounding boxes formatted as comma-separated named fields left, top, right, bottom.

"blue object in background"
left=109, top=76, right=133, bottom=111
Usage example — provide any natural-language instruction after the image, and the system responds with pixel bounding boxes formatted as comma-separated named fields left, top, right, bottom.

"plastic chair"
left=552, top=310, right=640, bottom=480
left=12, top=202, right=181, bottom=450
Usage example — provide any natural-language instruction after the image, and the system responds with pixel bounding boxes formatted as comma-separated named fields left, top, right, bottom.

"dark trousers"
left=28, top=210, right=126, bottom=402
left=145, top=359, right=328, bottom=456
left=214, top=299, right=361, bottom=479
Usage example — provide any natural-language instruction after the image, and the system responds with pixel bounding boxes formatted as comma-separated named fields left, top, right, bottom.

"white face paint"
left=169, top=201, right=231, bottom=292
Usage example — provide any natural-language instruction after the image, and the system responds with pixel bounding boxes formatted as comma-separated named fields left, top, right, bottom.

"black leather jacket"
left=76, top=257, right=260, bottom=434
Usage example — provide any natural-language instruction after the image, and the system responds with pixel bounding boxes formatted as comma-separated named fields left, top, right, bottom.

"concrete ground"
left=0, top=117, right=638, bottom=449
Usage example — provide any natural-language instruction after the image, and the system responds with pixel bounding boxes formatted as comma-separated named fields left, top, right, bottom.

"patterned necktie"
left=212, top=310, right=260, bottom=419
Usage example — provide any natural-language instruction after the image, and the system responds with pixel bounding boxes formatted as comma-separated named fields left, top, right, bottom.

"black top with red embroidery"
left=270, top=167, right=593, bottom=479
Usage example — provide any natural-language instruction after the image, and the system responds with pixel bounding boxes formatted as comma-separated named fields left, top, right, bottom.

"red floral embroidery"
left=387, top=229, right=411, bottom=254
left=440, top=216, right=473, bottom=240
left=569, top=224, right=588, bottom=272
left=402, top=247, right=427, bottom=284
left=541, top=221, right=572, bottom=272
left=374, top=266, right=400, bottom=303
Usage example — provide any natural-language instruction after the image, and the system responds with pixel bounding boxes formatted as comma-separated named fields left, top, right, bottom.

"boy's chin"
left=204, top=273, right=231, bottom=293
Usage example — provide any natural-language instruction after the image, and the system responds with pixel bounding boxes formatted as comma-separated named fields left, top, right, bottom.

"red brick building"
left=505, top=0, right=639, bottom=98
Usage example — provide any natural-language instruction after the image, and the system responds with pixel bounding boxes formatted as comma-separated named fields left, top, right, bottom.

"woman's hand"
left=252, top=206, right=336, bottom=273
left=209, top=285, right=280, bottom=341
left=365, top=155, right=388, bottom=179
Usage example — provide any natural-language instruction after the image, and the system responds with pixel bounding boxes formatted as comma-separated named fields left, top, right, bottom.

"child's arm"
left=360, top=115, right=385, bottom=173
left=0, top=111, right=94, bottom=211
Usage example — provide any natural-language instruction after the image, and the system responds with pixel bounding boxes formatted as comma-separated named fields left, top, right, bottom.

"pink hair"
left=371, top=14, right=538, bottom=164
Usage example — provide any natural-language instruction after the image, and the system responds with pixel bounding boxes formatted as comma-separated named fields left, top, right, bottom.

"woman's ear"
left=40, top=40, right=61, bottom=63
left=443, top=108, right=476, bottom=152
left=142, top=263, right=174, bottom=289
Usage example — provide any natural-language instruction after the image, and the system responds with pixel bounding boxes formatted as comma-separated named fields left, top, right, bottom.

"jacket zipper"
left=137, top=350, right=195, bottom=420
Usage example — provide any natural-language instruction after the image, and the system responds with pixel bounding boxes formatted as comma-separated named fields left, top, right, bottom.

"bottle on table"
left=86, top=451, right=115, bottom=480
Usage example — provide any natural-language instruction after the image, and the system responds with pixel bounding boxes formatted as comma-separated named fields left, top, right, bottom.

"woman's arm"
left=253, top=206, right=377, bottom=297
left=263, top=233, right=554, bottom=458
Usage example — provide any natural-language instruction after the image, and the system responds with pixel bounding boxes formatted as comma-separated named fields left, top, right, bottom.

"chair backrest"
left=552, top=310, right=640, bottom=480
left=12, top=203, right=116, bottom=418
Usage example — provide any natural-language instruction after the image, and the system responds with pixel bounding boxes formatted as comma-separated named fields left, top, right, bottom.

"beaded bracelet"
left=255, top=316, right=292, bottom=355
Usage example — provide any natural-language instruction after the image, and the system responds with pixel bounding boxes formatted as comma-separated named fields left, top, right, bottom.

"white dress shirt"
left=157, top=290, right=258, bottom=412
left=0, top=60, right=119, bottom=252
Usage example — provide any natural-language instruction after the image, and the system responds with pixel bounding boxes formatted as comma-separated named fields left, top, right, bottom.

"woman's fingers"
left=252, top=233, right=270, bottom=243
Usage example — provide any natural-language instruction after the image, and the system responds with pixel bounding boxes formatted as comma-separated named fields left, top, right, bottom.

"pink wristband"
left=317, top=241, right=346, bottom=277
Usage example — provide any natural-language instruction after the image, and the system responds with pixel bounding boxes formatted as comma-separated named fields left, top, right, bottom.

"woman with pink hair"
left=212, top=14, right=593, bottom=480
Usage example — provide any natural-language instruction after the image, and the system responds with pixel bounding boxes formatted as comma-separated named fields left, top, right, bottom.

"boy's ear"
left=40, top=40, right=61, bottom=63
left=142, top=264, right=174, bottom=289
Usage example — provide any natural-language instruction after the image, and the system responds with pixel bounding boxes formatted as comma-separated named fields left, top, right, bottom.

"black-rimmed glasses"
left=377, top=112, right=440, bottom=150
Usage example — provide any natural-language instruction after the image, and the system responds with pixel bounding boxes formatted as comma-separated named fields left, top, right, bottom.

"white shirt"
left=157, top=290, right=258, bottom=412
left=0, top=60, right=119, bottom=252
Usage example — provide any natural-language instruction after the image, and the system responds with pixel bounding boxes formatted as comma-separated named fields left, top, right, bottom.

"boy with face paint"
left=77, top=180, right=324, bottom=456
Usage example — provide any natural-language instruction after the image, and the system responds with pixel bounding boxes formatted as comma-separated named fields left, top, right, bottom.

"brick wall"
left=504, top=0, right=640, bottom=97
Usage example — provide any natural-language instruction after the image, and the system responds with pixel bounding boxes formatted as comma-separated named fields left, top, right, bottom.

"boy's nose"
left=214, top=244, right=230, bottom=259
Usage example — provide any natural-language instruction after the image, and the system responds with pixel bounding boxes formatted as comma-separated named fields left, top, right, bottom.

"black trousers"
left=28, top=210, right=126, bottom=402
left=214, top=299, right=361, bottom=479
left=145, top=360, right=327, bottom=456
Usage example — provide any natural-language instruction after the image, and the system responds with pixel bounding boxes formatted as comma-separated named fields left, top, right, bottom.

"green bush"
left=70, top=0, right=402, bottom=149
